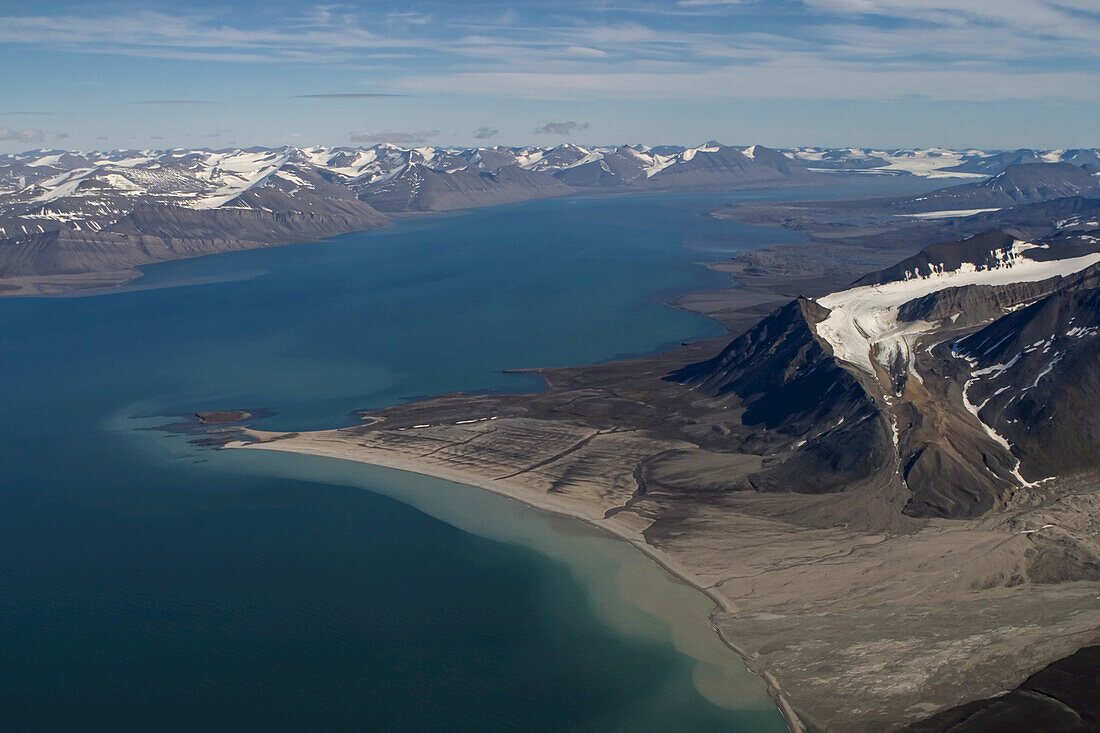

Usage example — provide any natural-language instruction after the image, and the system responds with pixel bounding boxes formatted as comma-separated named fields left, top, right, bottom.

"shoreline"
left=21, top=170, right=1099, bottom=729
left=161, top=184, right=1100, bottom=730
left=231, top=435, right=807, bottom=733
left=226, top=415, right=1100, bottom=732
left=199, top=189, right=874, bottom=732
left=0, top=172, right=916, bottom=299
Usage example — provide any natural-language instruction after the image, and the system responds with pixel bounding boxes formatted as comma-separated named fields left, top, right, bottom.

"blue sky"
left=1, top=0, right=1097, bottom=151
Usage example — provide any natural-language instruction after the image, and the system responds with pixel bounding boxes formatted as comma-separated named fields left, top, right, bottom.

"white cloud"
left=534, top=121, right=590, bottom=134
left=404, top=61, right=1099, bottom=103
left=565, top=46, right=608, bottom=57
left=0, top=126, right=45, bottom=143
left=0, top=3, right=1095, bottom=106
left=802, top=0, right=1100, bottom=43
left=350, top=129, right=439, bottom=144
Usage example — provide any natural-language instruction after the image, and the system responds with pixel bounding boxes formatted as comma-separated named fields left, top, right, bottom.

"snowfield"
left=897, top=208, right=1001, bottom=219
left=786, top=146, right=1100, bottom=179
left=0, top=141, right=799, bottom=232
left=788, top=146, right=990, bottom=178
left=815, top=241, right=1100, bottom=387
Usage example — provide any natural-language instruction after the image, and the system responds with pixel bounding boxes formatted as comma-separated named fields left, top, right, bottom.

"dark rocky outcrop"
left=855, top=231, right=1019, bottom=286
left=670, top=297, right=893, bottom=493
left=899, top=645, right=1100, bottom=733
left=955, top=284, right=1100, bottom=480
left=897, top=277, right=1062, bottom=327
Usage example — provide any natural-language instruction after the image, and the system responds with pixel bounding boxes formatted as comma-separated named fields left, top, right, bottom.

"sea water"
left=0, top=181, right=937, bottom=731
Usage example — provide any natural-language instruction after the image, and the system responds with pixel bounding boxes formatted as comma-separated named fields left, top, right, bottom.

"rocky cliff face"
left=670, top=297, right=894, bottom=494
left=853, top=230, right=1021, bottom=286
left=671, top=219, right=1100, bottom=520
left=955, top=278, right=1100, bottom=481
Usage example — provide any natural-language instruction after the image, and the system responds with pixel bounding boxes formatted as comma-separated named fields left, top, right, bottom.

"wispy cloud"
left=472, top=126, right=500, bottom=139
left=0, top=126, right=45, bottom=143
left=294, top=93, right=406, bottom=98
left=0, top=2, right=1096, bottom=105
left=386, top=12, right=433, bottom=25
left=350, top=129, right=439, bottom=144
left=131, top=100, right=223, bottom=106
left=0, top=9, right=426, bottom=66
left=534, top=121, right=590, bottom=135
left=411, top=63, right=1098, bottom=103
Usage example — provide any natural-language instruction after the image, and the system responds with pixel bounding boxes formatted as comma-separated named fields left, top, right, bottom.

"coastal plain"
left=229, top=245, right=1100, bottom=732
left=11, top=148, right=1096, bottom=730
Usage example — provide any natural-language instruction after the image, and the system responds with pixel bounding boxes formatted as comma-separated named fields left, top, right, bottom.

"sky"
left=0, top=0, right=1098, bottom=152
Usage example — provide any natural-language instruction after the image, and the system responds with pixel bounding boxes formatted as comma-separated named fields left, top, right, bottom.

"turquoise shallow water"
left=0, top=180, right=937, bottom=731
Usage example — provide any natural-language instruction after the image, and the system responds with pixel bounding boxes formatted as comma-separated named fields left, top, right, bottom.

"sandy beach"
left=228, top=408, right=1100, bottom=732
left=232, top=429, right=809, bottom=733
left=168, top=184, right=1100, bottom=731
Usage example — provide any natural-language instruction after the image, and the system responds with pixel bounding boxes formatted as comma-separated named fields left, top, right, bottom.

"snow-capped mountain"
left=786, top=146, right=1100, bottom=179
left=0, top=141, right=818, bottom=292
left=673, top=209, right=1100, bottom=518
left=1, top=141, right=1097, bottom=295
left=3, top=143, right=1096, bottom=236
left=0, top=142, right=808, bottom=231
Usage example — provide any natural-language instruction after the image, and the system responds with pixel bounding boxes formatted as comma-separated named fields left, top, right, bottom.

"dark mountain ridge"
left=670, top=220, right=1100, bottom=519
left=670, top=297, right=893, bottom=494
left=955, top=277, right=1100, bottom=481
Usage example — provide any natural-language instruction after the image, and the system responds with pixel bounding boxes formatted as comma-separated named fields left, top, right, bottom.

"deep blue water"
left=0, top=180, right=938, bottom=731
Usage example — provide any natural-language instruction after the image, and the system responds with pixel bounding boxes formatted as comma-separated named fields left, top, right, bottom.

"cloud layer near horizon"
left=1, top=2, right=1097, bottom=103
left=1, top=0, right=1097, bottom=150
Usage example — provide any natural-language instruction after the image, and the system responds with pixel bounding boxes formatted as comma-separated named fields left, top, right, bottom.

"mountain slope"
left=954, top=273, right=1100, bottom=481
left=893, top=162, right=1100, bottom=212
left=356, top=162, right=572, bottom=212
left=0, top=141, right=819, bottom=292
left=669, top=215, right=1100, bottom=520
left=670, top=297, right=893, bottom=493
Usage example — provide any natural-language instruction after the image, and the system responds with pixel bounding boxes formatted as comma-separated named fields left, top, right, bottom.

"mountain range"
left=788, top=146, right=1100, bottom=178
left=209, top=168, right=1100, bottom=730
left=1, top=143, right=1097, bottom=296
left=94, top=140, right=1100, bottom=730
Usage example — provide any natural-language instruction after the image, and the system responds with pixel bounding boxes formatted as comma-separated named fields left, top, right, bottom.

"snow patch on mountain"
left=897, top=208, right=1002, bottom=219
left=785, top=147, right=1056, bottom=179
left=816, top=242, right=1100, bottom=385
